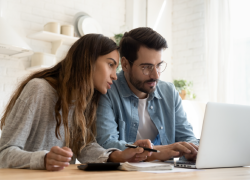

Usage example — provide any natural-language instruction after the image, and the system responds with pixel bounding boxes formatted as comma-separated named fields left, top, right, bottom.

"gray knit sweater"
left=0, top=78, right=116, bottom=169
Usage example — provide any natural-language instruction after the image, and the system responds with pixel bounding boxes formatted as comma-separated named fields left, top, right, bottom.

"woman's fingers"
left=47, top=158, right=70, bottom=167
left=46, top=164, right=65, bottom=171
left=62, top=146, right=73, bottom=154
left=51, top=146, right=73, bottom=157
left=45, top=146, right=73, bottom=171
left=47, top=153, right=72, bottom=162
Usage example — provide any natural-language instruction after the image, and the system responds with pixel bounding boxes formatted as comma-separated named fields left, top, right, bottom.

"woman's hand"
left=108, top=139, right=153, bottom=162
left=44, top=146, right=73, bottom=171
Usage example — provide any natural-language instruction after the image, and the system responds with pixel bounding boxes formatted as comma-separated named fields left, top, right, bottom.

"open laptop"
left=171, top=102, right=250, bottom=169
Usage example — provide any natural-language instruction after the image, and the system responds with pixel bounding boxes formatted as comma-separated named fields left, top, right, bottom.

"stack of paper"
left=118, top=162, right=173, bottom=171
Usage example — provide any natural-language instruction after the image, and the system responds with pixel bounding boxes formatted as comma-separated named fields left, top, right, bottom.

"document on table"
left=138, top=162, right=202, bottom=174
left=141, top=167, right=202, bottom=174
left=119, top=162, right=173, bottom=171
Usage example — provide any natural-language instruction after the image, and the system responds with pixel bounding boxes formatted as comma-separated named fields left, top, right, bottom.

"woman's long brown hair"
left=0, top=34, right=118, bottom=155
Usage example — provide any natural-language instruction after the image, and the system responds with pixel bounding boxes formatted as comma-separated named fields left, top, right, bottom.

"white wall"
left=147, top=0, right=172, bottom=83
left=125, top=0, right=172, bottom=82
left=172, top=0, right=207, bottom=101
left=0, top=0, right=208, bottom=130
left=125, top=0, right=206, bottom=97
left=0, top=0, right=126, bottom=116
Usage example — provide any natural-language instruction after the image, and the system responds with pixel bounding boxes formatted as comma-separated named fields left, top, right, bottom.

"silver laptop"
left=172, top=102, right=250, bottom=169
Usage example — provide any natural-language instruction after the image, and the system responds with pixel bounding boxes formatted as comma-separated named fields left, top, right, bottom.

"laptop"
left=170, top=102, right=250, bottom=169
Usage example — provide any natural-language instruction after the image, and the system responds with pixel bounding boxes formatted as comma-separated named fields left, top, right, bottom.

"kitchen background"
left=0, top=0, right=205, bottom=115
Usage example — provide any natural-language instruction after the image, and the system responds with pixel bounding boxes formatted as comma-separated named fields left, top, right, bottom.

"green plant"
left=114, top=33, right=124, bottom=46
left=173, top=79, right=196, bottom=100
left=114, top=33, right=124, bottom=72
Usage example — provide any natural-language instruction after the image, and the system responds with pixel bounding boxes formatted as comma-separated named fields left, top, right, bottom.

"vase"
left=179, top=90, right=186, bottom=100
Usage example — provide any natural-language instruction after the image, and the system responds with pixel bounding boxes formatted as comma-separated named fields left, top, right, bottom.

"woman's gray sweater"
left=0, top=78, right=116, bottom=169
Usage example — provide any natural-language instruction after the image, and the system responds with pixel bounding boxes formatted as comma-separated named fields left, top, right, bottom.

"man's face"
left=128, top=46, right=163, bottom=95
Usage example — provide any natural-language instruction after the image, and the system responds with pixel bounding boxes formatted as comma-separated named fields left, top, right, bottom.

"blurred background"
left=0, top=0, right=249, bottom=138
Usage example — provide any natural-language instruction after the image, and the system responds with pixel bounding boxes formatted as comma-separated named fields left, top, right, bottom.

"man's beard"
left=129, top=70, right=158, bottom=94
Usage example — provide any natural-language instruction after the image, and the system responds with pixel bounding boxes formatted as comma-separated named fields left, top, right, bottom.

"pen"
left=125, top=144, right=160, bottom=153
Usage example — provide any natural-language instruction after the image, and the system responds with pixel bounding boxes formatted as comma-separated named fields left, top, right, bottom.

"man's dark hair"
left=119, top=27, right=168, bottom=66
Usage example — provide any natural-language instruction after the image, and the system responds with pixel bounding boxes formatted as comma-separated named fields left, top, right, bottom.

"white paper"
left=119, top=162, right=173, bottom=171
left=121, top=162, right=172, bottom=167
left=141, top=167, right=202, bottom=174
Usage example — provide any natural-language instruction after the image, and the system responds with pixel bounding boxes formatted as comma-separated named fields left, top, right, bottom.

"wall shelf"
left=27, top=31, right=79, bottom=54
left=26, top=65, right=51, bottom=71
left=27, top=31, right=79, bottom=71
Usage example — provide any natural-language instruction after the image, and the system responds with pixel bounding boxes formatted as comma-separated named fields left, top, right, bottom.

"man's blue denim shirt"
left=96, top=71, right=198, bottom=150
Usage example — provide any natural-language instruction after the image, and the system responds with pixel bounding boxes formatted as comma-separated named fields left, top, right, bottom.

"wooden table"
left=1, top=164, right=250, bottom=180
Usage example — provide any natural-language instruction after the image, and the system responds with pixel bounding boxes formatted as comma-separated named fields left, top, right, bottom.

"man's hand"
left=108, top=139, right=152, bottom=162
left=146, top=142, right=198, bottom=161
left=44, top=146, right=73, bottom=171
left=183, top=143, right=198, bottom=160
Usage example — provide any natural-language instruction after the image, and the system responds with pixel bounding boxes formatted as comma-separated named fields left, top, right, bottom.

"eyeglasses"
left=139, top=61, right=167, bottom=76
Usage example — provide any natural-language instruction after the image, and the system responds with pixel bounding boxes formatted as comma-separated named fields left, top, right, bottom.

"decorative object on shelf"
left=44, top=22, right=60, bottom=34
left=77, top=15, right=88, bottom=36
left=73, top=12, right=89, bottom=37
left=113, top=33, right=124, bottom=72
left=61, top=25, right=74, bottom=37
left=73, top=11, right=102, bottom=37
left=173, top=79, right=196, bottom=100
left=27, top=31, right=79, bottom=71
left=28, top=52, right=56, bottom=71
left=78, top=16, right=102, bottom=36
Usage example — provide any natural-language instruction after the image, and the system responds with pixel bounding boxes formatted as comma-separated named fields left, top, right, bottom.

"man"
left=96, top=27, right=199, bottom=161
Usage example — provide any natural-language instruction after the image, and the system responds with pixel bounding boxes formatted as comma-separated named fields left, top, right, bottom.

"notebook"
left=78, top=162, right=173, bottom=171
left=119, top=162, right=173, bottom=171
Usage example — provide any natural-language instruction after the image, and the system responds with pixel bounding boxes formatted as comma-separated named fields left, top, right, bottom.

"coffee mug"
left=44, top=22, right=60, bottom=34
left=61, top=25, right=74, bottom=36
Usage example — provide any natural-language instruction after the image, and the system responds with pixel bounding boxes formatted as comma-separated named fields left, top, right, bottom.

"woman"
left=0, top=34, right=152, bottom=171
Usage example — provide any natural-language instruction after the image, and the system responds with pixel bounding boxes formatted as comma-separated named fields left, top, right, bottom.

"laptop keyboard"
left=176, top=160, right=196, bottom=165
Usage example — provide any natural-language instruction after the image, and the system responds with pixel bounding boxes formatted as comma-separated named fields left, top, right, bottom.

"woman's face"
left=93, top=50, right=119, bottom=94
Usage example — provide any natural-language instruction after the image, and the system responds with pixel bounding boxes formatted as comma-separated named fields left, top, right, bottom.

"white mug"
left=61, top=25, right=74, bottom=36
left=44, top=22, right=60, bottom=34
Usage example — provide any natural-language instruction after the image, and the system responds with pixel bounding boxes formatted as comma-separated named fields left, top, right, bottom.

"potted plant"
left=173, top=79, right=196, bottom=100
left=114, top=33, right=123, bottom=46
left=113, top=33, right=123, bottom=72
